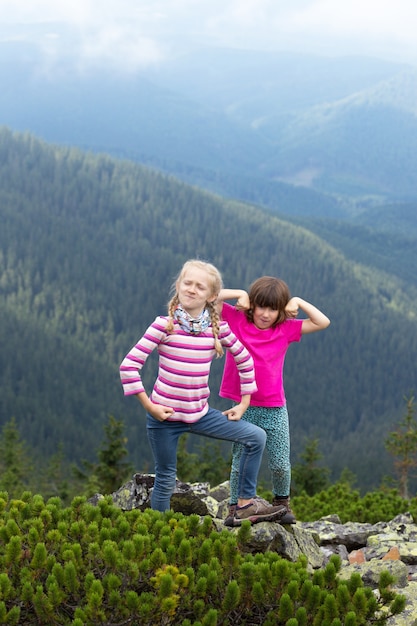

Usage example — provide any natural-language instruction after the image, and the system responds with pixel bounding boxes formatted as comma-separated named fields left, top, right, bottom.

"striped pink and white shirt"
left=120, top=316, right=257, bottom=423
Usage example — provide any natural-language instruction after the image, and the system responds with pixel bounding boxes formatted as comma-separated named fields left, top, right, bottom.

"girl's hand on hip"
left=149, top=404, right=175, bottom=422
left=223, top=404, right=246, bottom=421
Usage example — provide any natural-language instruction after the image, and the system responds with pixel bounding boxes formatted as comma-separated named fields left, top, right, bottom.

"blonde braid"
left=207, top=301, right=224, bottom=357
left=166, top=294, right=179, bottom=333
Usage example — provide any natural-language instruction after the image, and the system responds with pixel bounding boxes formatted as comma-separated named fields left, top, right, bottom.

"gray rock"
left=338, top=559, right=409, bottom=588
left=301, top=518, right=375, bottom=550
left=385, top=581, right=417, bottom=626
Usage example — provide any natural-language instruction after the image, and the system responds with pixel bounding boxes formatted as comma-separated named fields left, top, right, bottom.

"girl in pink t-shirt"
left=218, top=276, right=330, bottom=525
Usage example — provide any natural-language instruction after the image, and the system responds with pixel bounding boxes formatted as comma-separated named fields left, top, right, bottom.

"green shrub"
left=287, top=481, right=417, bottom=524
left=0, top=492, right=405, bottom=624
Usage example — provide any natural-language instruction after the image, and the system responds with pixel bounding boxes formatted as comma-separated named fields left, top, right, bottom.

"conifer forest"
left=0, top=127, right=417, bottom=494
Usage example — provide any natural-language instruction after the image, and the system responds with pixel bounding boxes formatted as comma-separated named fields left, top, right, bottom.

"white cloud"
left=1, top=0, right=417, bottom=69
left=0, top=0, right=91, bottom=24
left=284, top=0, right=417, bottom=43
left=79, top=27, right=165, bottom=70
left=279, top=0, right=417, bottom=62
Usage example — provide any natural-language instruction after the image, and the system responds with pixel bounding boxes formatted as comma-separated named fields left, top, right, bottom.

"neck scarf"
left=174, top=304, right=211, bottom=334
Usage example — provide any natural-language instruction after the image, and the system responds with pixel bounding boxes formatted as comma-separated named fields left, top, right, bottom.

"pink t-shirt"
left=220, top=303, right=303, bottom=407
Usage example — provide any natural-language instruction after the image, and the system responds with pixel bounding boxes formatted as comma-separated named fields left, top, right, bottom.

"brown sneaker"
left=224, top=504, right=237, bottom=527
left=233, top=498, right=287, bottom=526
left=272, top=496, right=297, bottom=524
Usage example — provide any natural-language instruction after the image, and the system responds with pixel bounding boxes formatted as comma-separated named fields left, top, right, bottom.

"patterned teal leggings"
left=229, top=405, right=290, bottom=504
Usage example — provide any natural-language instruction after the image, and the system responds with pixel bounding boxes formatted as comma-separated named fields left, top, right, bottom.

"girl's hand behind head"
left=285, top=297, right=300, bottom=318
left=235, top=292, right=250, bottom=311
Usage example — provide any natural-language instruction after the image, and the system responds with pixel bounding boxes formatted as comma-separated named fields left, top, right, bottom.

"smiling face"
left=176, top=266, right=217, bottom=318
left=252, top=306, right=280, bottom=330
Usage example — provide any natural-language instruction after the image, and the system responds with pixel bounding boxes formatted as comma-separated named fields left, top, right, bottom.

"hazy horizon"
left=2, top=0, right=417, bottom=75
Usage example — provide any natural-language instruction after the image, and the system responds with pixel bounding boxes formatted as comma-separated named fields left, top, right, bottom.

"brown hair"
left=245, top=276, right=291, bottom=327
left=166, top=260, right=224, bottom=357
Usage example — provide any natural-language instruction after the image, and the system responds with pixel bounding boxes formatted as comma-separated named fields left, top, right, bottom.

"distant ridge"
left=0, top=128, right=416, bottom=490
left=1, top=45, right=416, bottom=201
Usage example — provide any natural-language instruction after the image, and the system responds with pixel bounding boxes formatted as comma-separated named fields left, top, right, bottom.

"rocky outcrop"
left=91, top=474, right=417, bottom=626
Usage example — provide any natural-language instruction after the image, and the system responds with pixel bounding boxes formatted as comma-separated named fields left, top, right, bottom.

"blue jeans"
left=146, top=406, right=266, bottom=512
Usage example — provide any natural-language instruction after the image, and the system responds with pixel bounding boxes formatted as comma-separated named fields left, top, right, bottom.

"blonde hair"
left=166, top=259, right=224, bottom=357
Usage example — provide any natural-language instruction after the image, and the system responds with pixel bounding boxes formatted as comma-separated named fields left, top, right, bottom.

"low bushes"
left=290, top=483, right=417, bottom=524
left=0, top=491, right=405, bottom=625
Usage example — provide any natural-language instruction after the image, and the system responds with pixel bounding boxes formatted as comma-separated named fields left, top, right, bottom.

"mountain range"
left=2, top=43, right=417, bottom=202
left=1, top=43, right=417, bottom=491
left=0, top=127, right=416, bottom=491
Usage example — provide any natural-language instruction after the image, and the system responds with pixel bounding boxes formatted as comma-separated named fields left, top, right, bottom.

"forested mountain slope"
left=291, top=202, right=417, bottom=291
left=2, top=43, right=416, bottom=297
left=264, top=68, right=417, bottom=198
left=148, top=48, right=403, bottom=123
left=1, top=128, right=416, bottom=490
left=0, top=42, right=270, bottom=180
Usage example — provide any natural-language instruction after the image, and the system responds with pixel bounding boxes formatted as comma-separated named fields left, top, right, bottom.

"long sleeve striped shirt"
left=120, top=316, right=257, bottom=423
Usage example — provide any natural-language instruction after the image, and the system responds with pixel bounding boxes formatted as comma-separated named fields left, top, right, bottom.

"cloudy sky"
left=2, top=0, right=417, bottom=71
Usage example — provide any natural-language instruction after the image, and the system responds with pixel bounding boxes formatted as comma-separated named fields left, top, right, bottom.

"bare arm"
left=285, top=297, right=330, bottom=335
left=217, top=288, right=250, bottom=311
left=136, top=391, right=175, bottom=422
left=223, top=394, right=251, bottom=421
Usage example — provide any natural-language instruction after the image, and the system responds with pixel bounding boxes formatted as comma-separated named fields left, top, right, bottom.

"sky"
left=1, top=0, right=417, bottom=72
